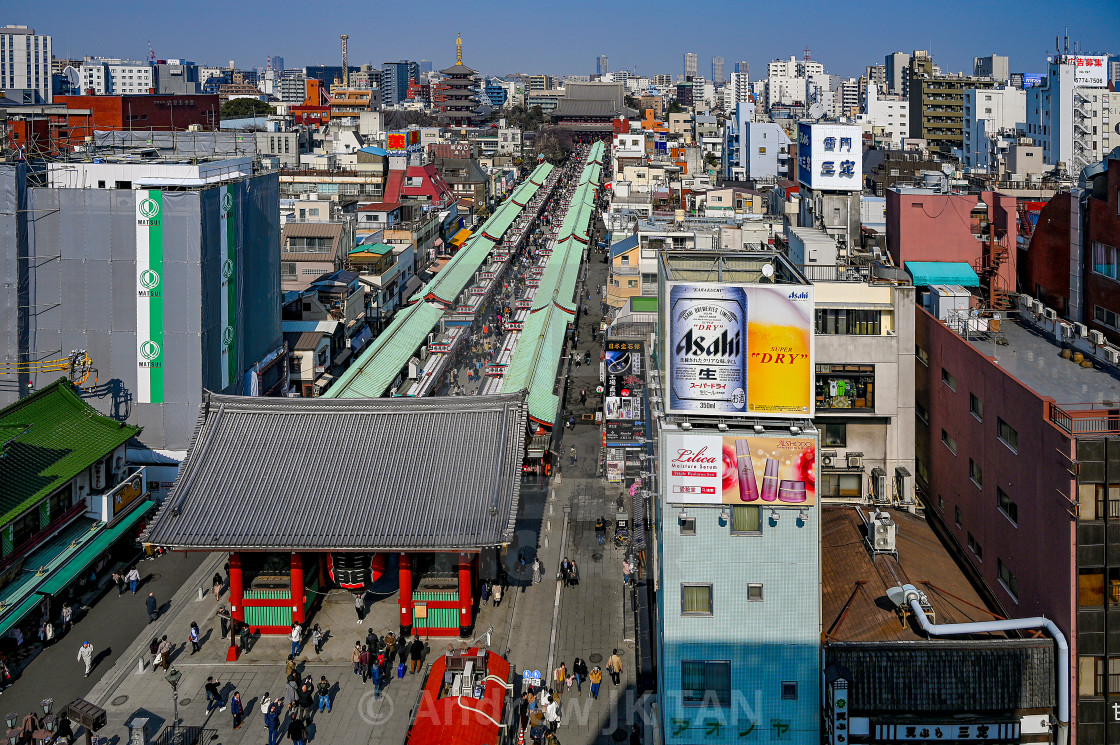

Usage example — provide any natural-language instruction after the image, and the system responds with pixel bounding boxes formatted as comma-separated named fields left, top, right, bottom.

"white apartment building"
left=80, top=58, right=155, bottom=95
left=723, top=103, right=789, bottom=181
left=725, top=71, right=752, bottom=108
left=766, top=56, right=824, bottom=108
left=861, top=86, right=909, bottom=147
left=962, top=87, right=1026, bottom=172
left=1026, top=54, right=1117, bottom=175
left=0, top=25, right=52, bottom=103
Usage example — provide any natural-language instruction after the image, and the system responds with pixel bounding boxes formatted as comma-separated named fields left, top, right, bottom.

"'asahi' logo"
left=221, top=192, right=233, bottom=213
left=139, top=340, right=162, bottom=367
left=138, top=198, right=161, bottom=225
left=138, top=269, right=161, bottom=297
left=221, top=259, right=234, bottom=281
left=222, top=325, right=235, bottom=347
left=675, top=328, right=741, bottom=359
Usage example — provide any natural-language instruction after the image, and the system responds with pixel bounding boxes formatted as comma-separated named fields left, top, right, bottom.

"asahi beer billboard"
left=664, top=282, right=814, bottom=417
left=664, top=431, right=816, bottom=506
left=136, top=190, right=165, bottom=403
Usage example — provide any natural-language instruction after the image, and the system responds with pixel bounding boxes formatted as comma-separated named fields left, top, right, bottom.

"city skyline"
left=12, top=0, right=1117, bottom=80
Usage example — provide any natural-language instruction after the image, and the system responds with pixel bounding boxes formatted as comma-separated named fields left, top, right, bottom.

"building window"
left=938, top=494, right=944, bottom=512
left=1094, top=305, right=1119, bottom=330
left=1078, top=484, right=1120, bottom=520
left=1080, top=569, right=1105, bottom=607
left=997, top=559, right=1019, bottom=600
left=780, top=681, right=798, bottom=700
left=969, top=459, right=983, bottom=488
left=820, top=423, right=846, bottom=447
left=819, top=472, right=862, bottom=499
left=681, top=584, right=713, bottom=616
left=1092, top=241, right=1119, bottom=280
left=730, top=506, right=761, bottom=534
left=941, top=429, right=957, bottom=454
left=747, top=583, right=763, bottom=601
left=816, top=365, right=875, bottom=410
left=282, top=262, right=297, bottom=278
left=679, top=517, right=696, bottom=536
left=915, top=401, right=929, bottom=425
left=941, top=367, right=956, bottom=391
left=969, top=393, right=983, bottom=421
left=954, top=506, right=962, bottom=528
left=682, top=660, right=731, bottom=706
left=967, top=532, right=983, bottom=561
left=997, top=487, right=1018, bottom=524
left=997, top=418, right=1018, bottom=452
left=815, top=309, right=881, bottom=335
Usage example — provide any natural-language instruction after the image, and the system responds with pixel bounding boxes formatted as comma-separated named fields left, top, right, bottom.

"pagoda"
left=435, top=34, right=481, bottom=128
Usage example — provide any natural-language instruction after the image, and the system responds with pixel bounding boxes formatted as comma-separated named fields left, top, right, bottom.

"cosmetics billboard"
left=663, top=431, right=816, bottom=506
left=664, top=282, right=814, bottom=417
left=604, top=339, right=646, bottom=444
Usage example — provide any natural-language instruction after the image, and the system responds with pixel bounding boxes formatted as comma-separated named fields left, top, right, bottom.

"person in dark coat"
left=409, top=637, right=424, bottom=674
left=286, top=716, right=307, bottom=745
left=146, top=592, right=159, bottom=623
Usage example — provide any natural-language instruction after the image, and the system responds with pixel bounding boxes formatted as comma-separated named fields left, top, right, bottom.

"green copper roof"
left=0, top=378, right=141, bottom=528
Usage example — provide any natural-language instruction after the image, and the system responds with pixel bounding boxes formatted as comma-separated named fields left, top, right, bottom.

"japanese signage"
left=796, top=122, right=862, bottom=191
left=664, top=432, right=816, bottom=506
left=827, top=678, right=848, bottom=745
left=604, top=340, right=645, bottom=443
left=219, top=183, right=239, bottom=390
left=112, top=474, right=146, bottom=516
left=873, top=722, right=1020, bottom=741
left=136, top=190, right=166, bottom=403
left=1062, top=55, right=1108, bottom=88
left=387, top=129, right=422, bottom=153
left=665, top=282, right=814, bottom=417
left=667, top=715, right=771, bottom=741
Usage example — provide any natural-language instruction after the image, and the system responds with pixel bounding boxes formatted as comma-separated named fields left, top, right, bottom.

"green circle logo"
left=140, top=340, right=161, bottom=361
left=221, top=259, right=234, bottom=280
left=139, top=269, right=161, bottom=290
left=139, top=198, right=160, bottom=219
left=221, top=192, right=233, bottom=213
left=223, top=326, right=234, bottom=346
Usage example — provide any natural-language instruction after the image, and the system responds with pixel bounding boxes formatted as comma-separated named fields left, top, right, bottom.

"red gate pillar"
left=399, top=553, right=413, bottom=636
left=228, top=553, right=244, bottom=623
left=457, top=552, right=473, bottom=637
left=291, top=552, right=305, bottom=626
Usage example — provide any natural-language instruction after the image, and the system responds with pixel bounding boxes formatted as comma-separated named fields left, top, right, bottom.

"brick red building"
left=1019, top=155, right=1120, bottom=345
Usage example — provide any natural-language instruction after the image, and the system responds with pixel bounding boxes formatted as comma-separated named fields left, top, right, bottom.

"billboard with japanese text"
left=663, top=282, right=814, bottom=417
left=796, top=122, right=862, bottom=191
left=663, top=431, right=816, bottom=506
left=1063, top=55, right=1108, bottom=88
left=604, top=339, right=645, bottom=444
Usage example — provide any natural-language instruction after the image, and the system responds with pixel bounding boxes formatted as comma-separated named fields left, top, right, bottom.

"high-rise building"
left=736, top=61, right=749, bottom=75
left=80, top=58, right=155, bottom=96
left=267, top=56, right=285, bottom=73
left=728, top=71, right=752, bottom=108
left=973, top=54, right=1010, bottom=82
left=597, top=55, right=609, bottom=76
left=380, top=60, right=419, bottom=107
left=884, top=51, right=910, bottom=95
left=907, top=52, right=998, bottom=153
left=711, top=56, right=725, bottom=83
left=652, top=73, right=674, bottom=88
left=1026, top=52, right=1116, bottom=173
left=419, top=60, right=433, bottom=74
left=684, top=52, right=698, bottom=80
left=865, top=64, right=886, bottom=95
left=0, top=25, right=52, bottom=103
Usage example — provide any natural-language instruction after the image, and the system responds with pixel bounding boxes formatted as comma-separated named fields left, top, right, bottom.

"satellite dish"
left=761, top=263, right=775, bottom=278
left=807, top=103, right=826, bottom=120
left=64, top=66, right=80, bottom=92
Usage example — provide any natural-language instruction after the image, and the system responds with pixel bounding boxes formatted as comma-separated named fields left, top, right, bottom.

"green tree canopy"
left=220, top=98, right=273, bottom=119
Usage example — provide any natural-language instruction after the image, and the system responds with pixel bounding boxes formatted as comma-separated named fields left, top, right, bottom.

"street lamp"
left=40, top=699, right=53, bottom=716
left=165, top=668, right=183, bottom=743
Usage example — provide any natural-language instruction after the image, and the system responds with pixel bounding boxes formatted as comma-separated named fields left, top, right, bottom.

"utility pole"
left=341, top=35, right=349, bottom=88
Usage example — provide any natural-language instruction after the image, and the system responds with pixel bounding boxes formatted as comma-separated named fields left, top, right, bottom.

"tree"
left=624, top=94, right=641, bottom=111
left=220, top=98, right=273, bottom=119
left=383, top=110, right=440, bottom=130
left=667, top=100, right=685, bottom=115
left=534, top=126, right=575, bottom=164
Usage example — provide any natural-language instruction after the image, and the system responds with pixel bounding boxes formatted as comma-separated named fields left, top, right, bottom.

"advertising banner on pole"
left=135, top=190, right=165, bottom=403
left=219, top=183, right=238, bottom=390
left=663, top=431, right=816, bottom=506
left=664, top=282, right=814, bottom=417
left=604, top=339, right=645, bottom=443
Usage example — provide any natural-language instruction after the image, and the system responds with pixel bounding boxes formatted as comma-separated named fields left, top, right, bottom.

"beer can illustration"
left=668, top=284, right=747, bottom=412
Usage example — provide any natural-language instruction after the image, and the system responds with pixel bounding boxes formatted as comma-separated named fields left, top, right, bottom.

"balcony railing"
left=1048, top=402, right=1120, bottom=436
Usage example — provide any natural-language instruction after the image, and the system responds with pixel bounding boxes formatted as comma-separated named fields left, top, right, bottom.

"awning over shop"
left=0, top=596, right=42, bottom=639
left=350, top=326, right=374, bottom=353
left=38, top=500, right=156, bottom=597
left=450, top=229, right=473, bottom=248
left=904, top=261, right=980, bottom=287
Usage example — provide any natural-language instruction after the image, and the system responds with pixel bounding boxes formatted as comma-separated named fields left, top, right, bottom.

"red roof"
left=402, top=164, right=454, bottom=201
left=383, top=168, right=406, bottom=203
left=358, top=201, right=402, bottom=212
left=406, top=648, right=511, bottom=745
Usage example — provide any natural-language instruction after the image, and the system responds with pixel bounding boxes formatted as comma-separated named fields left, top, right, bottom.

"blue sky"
left=10, top=0, right=1119, bottom=79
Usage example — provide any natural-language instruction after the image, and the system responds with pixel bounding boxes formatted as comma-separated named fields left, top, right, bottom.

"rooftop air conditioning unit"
left=1060, top=322, right=1074, bottom=338
left=1074, top=322, right=1088, bottom=338
left=1043, top=308, right=1057, bottom=321
left=1090, top=330, right=1106, bottom=346
left=846, top=451, right=864, bottom=469
left=869, top=510, right=897, bottom=554
left=821, top=451, right=837, bottom=468
left=1105, top=347, right=1120, bottom=365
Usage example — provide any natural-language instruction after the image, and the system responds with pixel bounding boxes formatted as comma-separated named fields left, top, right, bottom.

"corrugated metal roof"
left=904, top=261, right=980, bottom=287
left=142, top=392, right=527, bottom=551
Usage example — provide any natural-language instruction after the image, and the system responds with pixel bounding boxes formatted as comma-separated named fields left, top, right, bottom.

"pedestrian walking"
left=212, top=572, right=223, bottom=601
left=146, top=592, right=159, bottom=623
left=492, top=583, right=503, bottom=607
left=409, top=637, right=424, bottom=673
left=286, top=716, right=307, bottom=745
left=285, top=654, right=298, bottom=679
left=622, top=559, right=631, bottom=586
left=231, top=691, right=244, bottom=729
left=533, top=557, right=544, bottom=584
left=239, top=621, right=252, bottom=652
left=359, top=645, right=372, bottom=683
left=589, top=666, right=602, bottom=699
left=351, top=642, right=362, bottom=676
left=579, top=388, right=587, bottom=405
left=217, top=605, right=231, bottom=639
left=157, top=635, right=172, bottom=670
left=284, top=674, right=299, bottom=712
left=545, top=695, right=562, bottom=732
left=559, top=557, right=571, bottom=587
left=567, top=560, right=580, bottom=586
left=264, top=700, right=282, bottom=745
left=355, top=591, right=366, bottom=624
left=317, top=675, right=332, bottom=713
left=112, top=571, right=125, bottom=597
left=76, top=640, right=94, bottom=677
left=311, top=624, right=324, bottom=655
left=204, top=675, right=225, bottom=713
left=60, top=602, right=73, bottom=633
left=371, top=660, right=384, bottom=699
left=569, top=447, right=577, bottom=465
left=595, top=516, right=607, bottom=545
left=572, top=658, right=588, bottom=695
left=127, top=567, right=140, bottom=594
left=606, top=649, right=623, bottom=685
left=189, top=622, right=201, bottom=654
left=553, top=662, right=567, bottom=699
left=290, top=622, right=302, bottom=656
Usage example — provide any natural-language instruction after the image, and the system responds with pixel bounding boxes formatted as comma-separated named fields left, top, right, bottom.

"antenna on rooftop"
left=802, top=45, right=811, bottom=61
left=341, top=35, right=349, bottom=87
left=148, top=41, right=155, bottom=63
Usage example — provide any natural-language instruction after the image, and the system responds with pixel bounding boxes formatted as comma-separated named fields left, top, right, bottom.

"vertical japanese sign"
left=219, top=184, right=238, bottom=390
left=136, top=190, right=165, bottom=403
